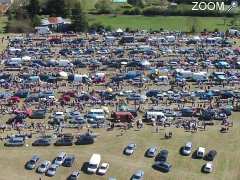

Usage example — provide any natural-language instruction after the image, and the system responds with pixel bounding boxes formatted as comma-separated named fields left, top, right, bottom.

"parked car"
left=146, top=147, right=157, bottom=157
left=32, top=138, right=51, bottom=146
left=75, top=134, right=94, bottom=145
left=37, top=160, right=51, bottom=173
left=124, top=143, right=136, bottom=155
left=87, top=154, right=101, bottom=173
left=181, top=142, right=192, bottom=156
left=25, top=155, right=40, bottom=170
left=153, top=161, right=172, bottom=172
left=54, top=138, right=73, bottom=146
left=63, top=155, right=75, bottom=167
left=205, top=150, right=217, bottom=161
left=196, top=147, right=205, bottom=158
left=97, top=162, right=109, bottom=175
left=54, top=152, right=67, bottom=166
left=202, top=162, right=213, bottom=173
left=46, top=164, right=58, bottom=176
left=68, top=171, right=80, bottom=180
left=155, top=149, right=168, bottom=162
left=4, top=137, right=25, bottom=147
left=131, top=170, right=144, bottom=180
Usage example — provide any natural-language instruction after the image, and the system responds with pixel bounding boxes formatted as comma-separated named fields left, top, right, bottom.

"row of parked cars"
left=25, top=152, right=75, bottom=177
left=4, top=133, right=95, bottom=147
left=181, top=142, right=217, bottom=173
left=123, top=142, right=217, bottom=174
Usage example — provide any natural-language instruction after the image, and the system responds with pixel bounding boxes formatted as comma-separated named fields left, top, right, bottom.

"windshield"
left=88, top=164, right=97, bottom=169
left=49, top=167, right=56, bottom=171
left=40, top=164, right=46, bottom=168
left=56, top=157, right=63, bottom=161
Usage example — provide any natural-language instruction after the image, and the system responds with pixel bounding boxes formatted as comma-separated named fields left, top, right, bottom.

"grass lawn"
left=89, top=15, right=236, bottom=32
left=0, top=16, right=7, bottom=33
left=1, top=112, right=240, bottom=180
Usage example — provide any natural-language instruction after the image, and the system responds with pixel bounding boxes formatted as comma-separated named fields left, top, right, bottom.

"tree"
left=27, top=0, right=40, bottom=17
left=95, top=0, right=113, bottom=14
left=32, top=15, right=41, bottom=27
left=64, top=0, right=78, bottom=18
left=127, top=0, right=145, bottom=7
left=71, top=2, right=88, bottom=32
left=46, top=0, right=65, bottom=17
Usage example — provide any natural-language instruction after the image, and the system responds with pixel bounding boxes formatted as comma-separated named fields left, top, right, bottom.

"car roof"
left=160, top=149, right=168, bottom=154
left=49, top=164, right=58, bottom=168
left=101, top=163, right=109, bottom=167
left=209, top=150, right=217, bottom=154
left=65, top=155, right=75, bottom=159
left=205, top=162, right=213, bottom=168
left=149, top=147, right=157, bottom=151
left=198, top=147, right=205, bottom=151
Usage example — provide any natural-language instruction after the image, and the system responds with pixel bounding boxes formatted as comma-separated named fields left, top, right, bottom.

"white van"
left=145, top=111, right=166, bottom=121
left=196, top=147, right=205, bottom=158
left=87, top=154, right=101, bottom=173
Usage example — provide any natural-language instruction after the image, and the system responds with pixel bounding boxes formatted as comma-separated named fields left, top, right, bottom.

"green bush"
left=123, top=7, right=142, bottom=15
left=95, top=0, right=113, bottom=14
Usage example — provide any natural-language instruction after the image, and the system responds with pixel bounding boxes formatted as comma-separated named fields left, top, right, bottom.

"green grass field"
left=89, top=15, right=237, bottom=32
left=0, top=112, right=240, bottom=180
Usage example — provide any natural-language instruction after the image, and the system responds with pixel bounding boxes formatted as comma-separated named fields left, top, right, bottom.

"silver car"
left=46, top=164, right=58, bottom=176
left=182, top=142, right=192, bottom=156
left=37, top=160, right=51, bottom=173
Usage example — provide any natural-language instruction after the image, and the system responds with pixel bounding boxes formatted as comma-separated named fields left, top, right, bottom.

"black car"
left=75, top=135, right=94, bottom=145
left=155, top=149, right=168, bottom=162
left=32, top=138, right=51, bottom=146
left=25, top=155, right=40, bottom=170
left=62, top=155, right=75, bottom=167
left=153, top=161, right=172, bottom=173
left=54, top=138, right=73, bottom=146
left=205, top=150, right=217, bottom=161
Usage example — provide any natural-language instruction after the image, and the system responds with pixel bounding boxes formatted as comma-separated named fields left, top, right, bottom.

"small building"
left=41, top=17, right=71, bottom=32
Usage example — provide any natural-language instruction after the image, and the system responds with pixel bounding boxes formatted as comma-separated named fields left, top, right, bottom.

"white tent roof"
left=116, top=28, right=123, bottom=33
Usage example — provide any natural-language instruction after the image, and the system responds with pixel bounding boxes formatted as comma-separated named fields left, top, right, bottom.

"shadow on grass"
left=80, top=162, right=90, bottom=174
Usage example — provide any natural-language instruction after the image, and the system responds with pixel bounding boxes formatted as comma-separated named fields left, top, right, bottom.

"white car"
left=97, top=163, right=109, bottom=175
left=196, top=147, right=205, bottom=158
left=203, top=162, right=213, bottom=173
left=54, top=152, right=66, bottom=166
left=37, top=160, right=51, bottom=173
left=46, top=164, right=58, bottom=176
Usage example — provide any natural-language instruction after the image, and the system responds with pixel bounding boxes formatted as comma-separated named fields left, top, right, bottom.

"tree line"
left=6, top=0, right=88, bottom=33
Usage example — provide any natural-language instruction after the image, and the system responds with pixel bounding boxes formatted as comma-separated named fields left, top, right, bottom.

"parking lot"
left=0, top=30, right=239, bottom=180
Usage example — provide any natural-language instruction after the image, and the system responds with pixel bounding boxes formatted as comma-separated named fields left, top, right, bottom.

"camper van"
left=144, top=111, right=166, bottom=121
left=87, top=154, right=101, bottom=173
